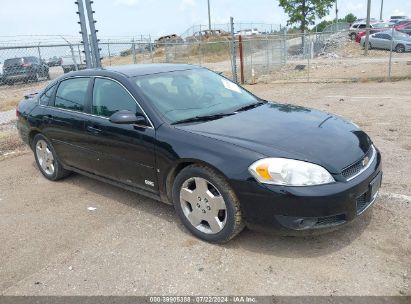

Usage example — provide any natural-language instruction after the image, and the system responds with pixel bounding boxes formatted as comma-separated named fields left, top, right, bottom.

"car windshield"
left=133, top=69, right=259, bottom=123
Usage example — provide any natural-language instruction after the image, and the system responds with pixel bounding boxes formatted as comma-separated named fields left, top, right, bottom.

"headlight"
left=248, top=158, right=335, bottom=186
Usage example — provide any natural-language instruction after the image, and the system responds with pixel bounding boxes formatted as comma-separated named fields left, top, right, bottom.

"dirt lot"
left=0, top=81, right=410, bottom=296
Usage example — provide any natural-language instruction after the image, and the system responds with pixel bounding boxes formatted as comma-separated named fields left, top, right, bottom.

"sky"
left=0, top=0, right=410, bottom=39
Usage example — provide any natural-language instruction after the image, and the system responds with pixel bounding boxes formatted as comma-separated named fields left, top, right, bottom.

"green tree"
left=314, top=13, right=358, bottom=32
left=343, top=13, right=357, bottom=24
left=278, top=0, right=335, bottom=33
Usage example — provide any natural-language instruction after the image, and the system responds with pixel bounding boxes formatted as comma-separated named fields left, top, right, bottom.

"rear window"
left=54, top=78, right=90, bottom=112
left=4, top=57, right=38, bottom=66
left=4, top=58, right=24, bottom=67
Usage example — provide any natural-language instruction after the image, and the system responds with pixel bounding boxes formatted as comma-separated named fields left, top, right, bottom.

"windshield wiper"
left=233, top=101, right=265, bottom=112
left=171, top=113, right=235, bottom=125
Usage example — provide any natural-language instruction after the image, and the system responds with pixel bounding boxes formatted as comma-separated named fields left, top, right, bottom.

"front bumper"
left=234, top=150, right=382, bottom=235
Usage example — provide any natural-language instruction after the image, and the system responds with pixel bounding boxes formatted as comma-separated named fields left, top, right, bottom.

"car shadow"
left=59, top=169, right=371, bottom=258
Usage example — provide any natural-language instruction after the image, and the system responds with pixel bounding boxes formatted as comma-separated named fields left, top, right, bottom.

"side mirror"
left=109, top=110, right=147, bottom=125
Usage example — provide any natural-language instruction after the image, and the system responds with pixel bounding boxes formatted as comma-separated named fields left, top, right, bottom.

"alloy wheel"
left=36, top=139, right=55, bottom=175
left=179, top=177, right=227, bottom=234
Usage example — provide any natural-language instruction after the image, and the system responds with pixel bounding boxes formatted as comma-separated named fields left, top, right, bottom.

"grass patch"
left=0, top=97, right=20, bottom=112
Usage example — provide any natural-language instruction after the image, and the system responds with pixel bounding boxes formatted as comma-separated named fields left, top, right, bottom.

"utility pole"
left=380, top=0, right=384, bottom=21
left=364, top=0, right=371, bottom=56
left=335, top=0, right=338, bottom=23
left=207, top=0, right=211, bottom=31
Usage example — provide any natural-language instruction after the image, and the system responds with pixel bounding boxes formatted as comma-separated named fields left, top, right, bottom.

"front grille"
left=341, top=146, right=374, bottom=180
left=315, top=214, right=346, bottom=228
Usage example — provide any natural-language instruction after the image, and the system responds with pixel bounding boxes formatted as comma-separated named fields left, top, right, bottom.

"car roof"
left=68, top=64, right=202, bottom=78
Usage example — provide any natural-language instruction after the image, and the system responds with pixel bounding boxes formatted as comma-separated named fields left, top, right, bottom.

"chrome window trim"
left=40, top=75, right=154, bottom=129
left=346, top=145, right=376, bottom=181
left=38, top=75, right=89, bottom=106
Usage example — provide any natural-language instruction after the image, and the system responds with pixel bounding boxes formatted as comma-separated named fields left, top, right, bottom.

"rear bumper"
left=234, top=150, right=382, bottom=235
left=4, top=73, right=33, bottom=82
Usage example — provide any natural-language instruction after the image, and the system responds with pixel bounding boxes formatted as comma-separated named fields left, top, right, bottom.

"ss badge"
left=145, top=180, right=155, bottom=187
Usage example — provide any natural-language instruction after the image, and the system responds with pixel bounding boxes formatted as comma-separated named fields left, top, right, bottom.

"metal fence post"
left=37, top=43, right=42, bottom=62
left=107, top=40, right=112, bottom=66
left=84, top=0, right=101, bottom=67
left=198, top=32, right=203, bottom=65
left=75, top=0, right=92, bottom=68
left=284, top=28, right=288, bottom=65
left=388, top=26, right=394, bottom=81
left=132, top=38, right=137, bottom=64
left=230, top=17, right=238, bottom=83
left=238, top=35, right=245, bottom=84
left=149, top=34, right=154, bottom=63
left=69, top=44, right=79, bottom=71
left=77, top=44, right=82, bottom=64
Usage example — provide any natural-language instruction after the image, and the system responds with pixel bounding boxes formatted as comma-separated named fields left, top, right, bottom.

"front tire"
left=32, top=134, right=71, bottom=181
left=172, top=165, right=245, bottom=243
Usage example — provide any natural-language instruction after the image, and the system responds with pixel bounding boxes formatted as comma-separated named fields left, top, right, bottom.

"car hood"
left=176, top=103, right=372, bottom=173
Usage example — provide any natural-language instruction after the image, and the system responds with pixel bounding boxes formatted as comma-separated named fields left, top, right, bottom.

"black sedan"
left=16, top=64, right=382, bottom=243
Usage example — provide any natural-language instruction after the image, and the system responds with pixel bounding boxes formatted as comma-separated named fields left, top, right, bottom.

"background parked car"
left=349, top=22, right=388, bottom=40
left=154, top=34, right=184, bottom=47
left=355, top=28, right=387, bottom=43
left=46, top=56, right=62, bottom=67
left=361, top=30, right=411, bottom=53
left=395, top=22, right=411, bottom=34
left=235, top=28, right=260, bottom=36
left=0, top=62, right=3, bottom=84
left=186, top=29, right=229, bottom=42
left=2, top=56, right=49, bottom=84
left=61, top=55, right=86, bottom=73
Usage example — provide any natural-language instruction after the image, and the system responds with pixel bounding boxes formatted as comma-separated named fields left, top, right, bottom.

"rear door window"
left=54, top=78, right=90, bottom=112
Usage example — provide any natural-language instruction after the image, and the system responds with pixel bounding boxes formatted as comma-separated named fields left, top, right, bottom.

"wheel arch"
left=164, top=158, right=231, bottom=205
left=28, top=129, right=42, bottom=149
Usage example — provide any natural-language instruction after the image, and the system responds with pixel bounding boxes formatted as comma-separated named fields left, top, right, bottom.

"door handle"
left=87, top=125, right=102, bottom=134
left=43, top=114, right=52, bottom=123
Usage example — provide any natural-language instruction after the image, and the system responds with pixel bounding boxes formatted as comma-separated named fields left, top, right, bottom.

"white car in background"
left=0, top=62, right=3, bottom=84
left=235, top=28, right=260, bottom=36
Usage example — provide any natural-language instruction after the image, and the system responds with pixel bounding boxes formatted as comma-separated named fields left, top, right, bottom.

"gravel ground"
left=0, top=110, right=16, bottom=124
left=0, top=81, right=410, bottom=296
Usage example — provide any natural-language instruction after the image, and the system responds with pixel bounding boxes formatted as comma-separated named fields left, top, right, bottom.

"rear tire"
left=172, top=164, right=245, bottom=243
left=32, top=134, right=71, bottom=181
left=34, top=72, right=40, bottom=82
left=395, top=44, right=405, bottom=53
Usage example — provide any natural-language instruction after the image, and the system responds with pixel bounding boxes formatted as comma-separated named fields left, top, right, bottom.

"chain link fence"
left=1, top=25, right=410, bottom=110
